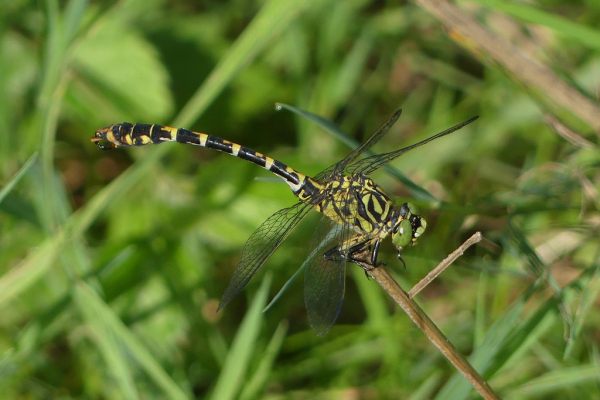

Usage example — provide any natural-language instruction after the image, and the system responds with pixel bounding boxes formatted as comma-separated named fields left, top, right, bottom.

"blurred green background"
left=1, top=0, right=600, bottom=398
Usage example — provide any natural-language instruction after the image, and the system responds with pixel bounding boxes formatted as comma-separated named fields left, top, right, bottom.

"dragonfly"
left=92, top=110, right=478, bottom=336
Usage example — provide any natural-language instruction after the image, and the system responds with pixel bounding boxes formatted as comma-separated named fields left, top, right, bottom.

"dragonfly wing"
left=347, top=116, right=479, bottom=176
left=218, top=201, right=313, bottom=311
left=304, top=215, right=354, bottom=336
left=314, top=110, right=403, bottom=183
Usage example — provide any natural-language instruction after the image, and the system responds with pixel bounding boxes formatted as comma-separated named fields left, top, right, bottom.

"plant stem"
left=409, top=232, right=482, bottom=298
left=365, top=233, right=501, bottom=400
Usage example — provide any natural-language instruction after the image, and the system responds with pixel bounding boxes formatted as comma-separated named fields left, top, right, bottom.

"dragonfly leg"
left=324, top=236, right=371, bottom=264
left=325, top=237, right=386, bottom=273
left=397, top=251, right=407, bottom=269
left=324, top=246, right=344, bottom=262
left=323, top=239, right=368, bottom=262
left=370, top=240, right=386, bottom=266
left=347, top=239, right=384, bottom=272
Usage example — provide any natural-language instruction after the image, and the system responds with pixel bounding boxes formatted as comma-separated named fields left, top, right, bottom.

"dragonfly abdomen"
left=92, top=122, right=321, bottom=194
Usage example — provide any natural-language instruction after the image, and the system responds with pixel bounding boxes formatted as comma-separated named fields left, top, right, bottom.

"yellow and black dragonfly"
left=92, top=110, right=477, bottom=336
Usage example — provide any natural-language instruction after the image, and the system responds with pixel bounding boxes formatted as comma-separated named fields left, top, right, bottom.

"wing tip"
left=217, top=284, right=244, bottom=312
left=390, top=109, right=403, bottom=123
left=216, top=297, right=230, bottom=312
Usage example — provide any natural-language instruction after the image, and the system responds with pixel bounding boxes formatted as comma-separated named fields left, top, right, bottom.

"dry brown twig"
left=409, top=231, right=483, bottom=298
left=363, top=231, right=500, bottom=399
left=543, top=115, right=595, bottom=148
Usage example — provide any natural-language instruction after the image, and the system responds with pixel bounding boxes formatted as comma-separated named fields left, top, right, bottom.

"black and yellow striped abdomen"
left=92, top=122, right=322, bottom=198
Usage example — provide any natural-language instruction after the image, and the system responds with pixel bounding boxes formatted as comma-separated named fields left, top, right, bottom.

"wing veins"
left=305, top=188, right=366, bottom=336
left=218, top=202, right=312, bottom=310
left=348, top=116, right=479, bottom=175
left=313, top=109, right=403, bottom=183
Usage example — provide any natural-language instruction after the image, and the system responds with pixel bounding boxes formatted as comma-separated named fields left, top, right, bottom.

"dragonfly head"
left=392, top=203, right=427, bottom=256
left=91, top=125, right=119, bottom=150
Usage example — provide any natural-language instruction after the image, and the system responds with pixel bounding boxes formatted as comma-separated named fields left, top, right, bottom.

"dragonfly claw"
left=397, top=253, right=407, bottom=269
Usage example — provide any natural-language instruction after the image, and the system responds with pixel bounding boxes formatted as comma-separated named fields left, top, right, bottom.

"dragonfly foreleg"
left=323, top=236, right=371, bottom=264
left=347, top=239, right=384, bottom=272
left=324, top=236, right=385, bottom=272
left=323, top=246, right=345, bottom=262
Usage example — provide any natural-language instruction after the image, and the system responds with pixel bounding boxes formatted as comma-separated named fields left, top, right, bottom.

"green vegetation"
left=1, top=0, right=599, bottom=398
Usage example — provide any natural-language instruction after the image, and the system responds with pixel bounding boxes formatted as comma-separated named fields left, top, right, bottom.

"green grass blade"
left=173, top=0, right=316, bottom=128
left=434, top=285, right=535, bottom=399
left=63, top=0, right=90, bottom=43
left=0, top=233, right=66, bottom=308
left=564, top=257, right=600, bottom=357
left=276, top=102, right=353, bottom=146
left=408, top=372, right=444, bottom=400
left=239, top=321, right=288, bottom=400
left=210, top=274, right=272, bottom=400
left=0, top=153, right=38, bottom=205
left=38, top=1, right=90, bottom=230
left=263, top=261, right=304, bottom=312
left=505, top=364, right=600, bottom=398
left=75, top=283, right=140, bottom=400
left=75, top=281, right=190, bottom=400
left=507, top=221, right=570, bottom=321
left=0, top=145, right=167, bottom=309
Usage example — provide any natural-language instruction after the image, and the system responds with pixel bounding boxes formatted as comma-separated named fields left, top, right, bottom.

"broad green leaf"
left=72, top=16, right=173, bottom=122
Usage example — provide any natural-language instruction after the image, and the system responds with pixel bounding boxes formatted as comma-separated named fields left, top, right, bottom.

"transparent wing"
left=313, top=110, right=403, bottom=183
left=218, top=201, right=313, bottom=310
left=304, top=183, right=365, bottom=336
left=347, top=116, right=479, bottom=176
left=304, top=215, right=355, bottom=336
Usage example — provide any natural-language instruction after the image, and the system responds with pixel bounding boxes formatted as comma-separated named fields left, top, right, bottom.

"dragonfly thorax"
left=314, top=174, right=398, bottom=238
